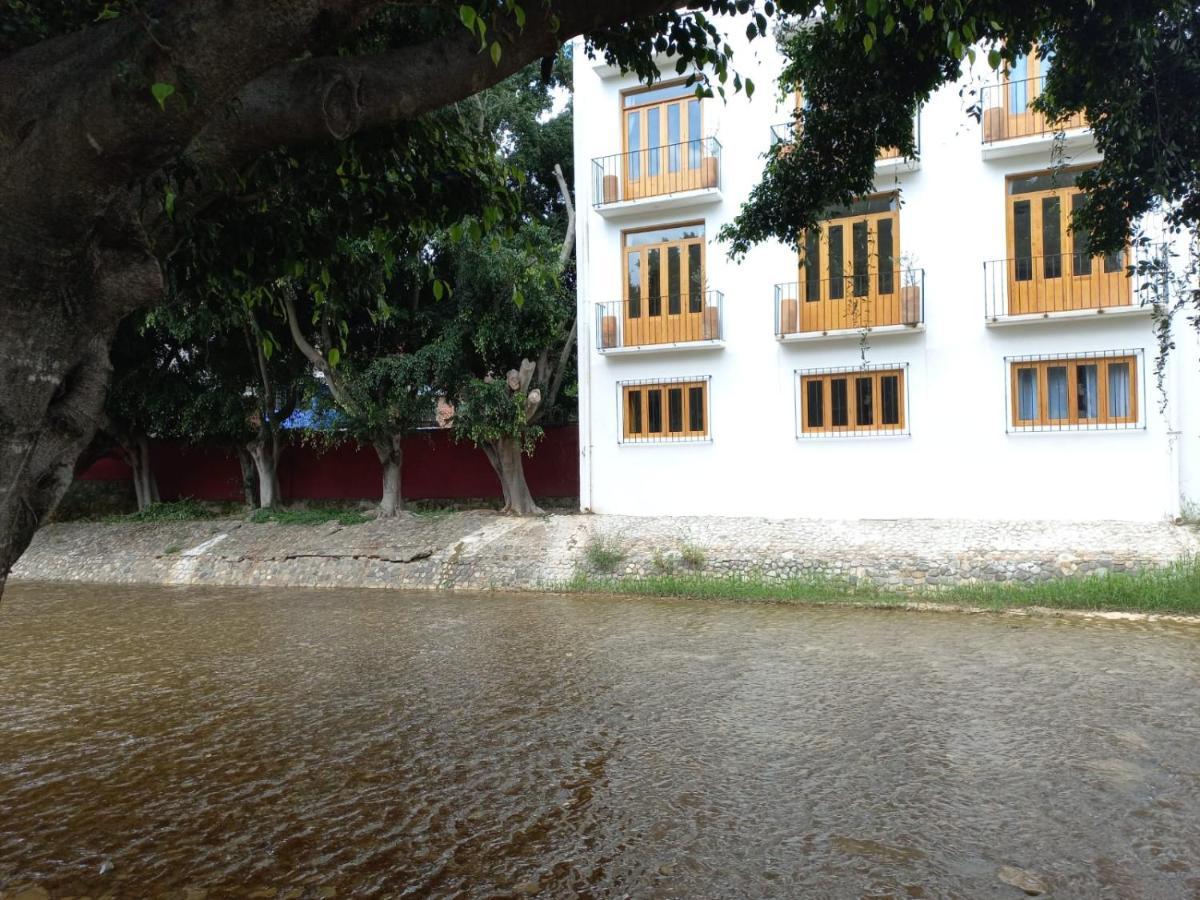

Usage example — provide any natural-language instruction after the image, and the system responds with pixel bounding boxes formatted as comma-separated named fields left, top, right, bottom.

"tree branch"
left=553, top=163, right=576, bottom=269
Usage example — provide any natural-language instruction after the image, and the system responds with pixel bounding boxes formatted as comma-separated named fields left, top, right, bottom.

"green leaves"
left=490, top=40, right=502, bottom=66
left=459, top=5, right=476, bottom=29
left=163, top=186, right=176, bottom=221
left=150, top=82, right=175, bottom=111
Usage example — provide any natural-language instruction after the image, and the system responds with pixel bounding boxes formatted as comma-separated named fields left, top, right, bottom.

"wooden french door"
left=1000, top=49, right=1052, bottom=139
left=1006, top=171, right=1130, bottom=315
left=622, top=82, right=708, bottom=200
left=623, top=223, right=706, bottom=347
left=799, top=194, right=900, bottom=332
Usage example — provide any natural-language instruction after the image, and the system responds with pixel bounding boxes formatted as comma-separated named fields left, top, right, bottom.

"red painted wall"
left=79, top=426, right=580, bottom=502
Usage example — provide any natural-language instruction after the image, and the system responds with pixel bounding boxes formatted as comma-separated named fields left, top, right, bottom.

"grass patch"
left=250, top=505, right=370, bottom=527
left=107, top=499, right=216, bottom=523
left=680, top=544, right=706, bottom=569
left=567, top=558, right=1200, bottom=615
left=163, top=544, right=182, bottom=555
left=584, top=536, right=627, bottom=574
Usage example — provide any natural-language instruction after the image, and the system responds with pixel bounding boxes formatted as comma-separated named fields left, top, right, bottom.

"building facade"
left=572, top=33, right=1199, bottom=521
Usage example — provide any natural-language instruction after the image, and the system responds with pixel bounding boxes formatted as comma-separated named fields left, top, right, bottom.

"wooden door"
left=1006, top=172, right=1130, bottom=315
left=1000, top=49, right=1050, bottom=140
left=799, top=195, right=900, bottom=332
left=623, top=224, right=706, bottom=347
left=622, top=83, right=706, bottom=200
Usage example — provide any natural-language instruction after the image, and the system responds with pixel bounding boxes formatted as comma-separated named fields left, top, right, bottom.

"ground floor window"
left=619, top=376, right=710, bottom=443
left=1008, top=350, right=1141, bottom=431
left=797, top=365, right=908, bottom=437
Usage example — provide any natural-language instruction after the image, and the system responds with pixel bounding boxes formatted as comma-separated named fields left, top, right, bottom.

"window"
left=621, top=80, right=706, bottom=198
left=798, top=366, right=908, bottom=437
left=1008, top=352, right=1139, bottom=430
left=620, top=223, right=708, bottom=347
left=621, top=378, right=711, bottom=442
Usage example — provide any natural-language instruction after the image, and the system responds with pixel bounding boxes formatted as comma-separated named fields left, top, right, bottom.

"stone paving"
left=11, top=510, right=1199, bottom=593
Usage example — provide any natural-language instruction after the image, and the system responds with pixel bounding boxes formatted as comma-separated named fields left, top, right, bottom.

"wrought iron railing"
left=774, top=269, right=925, bottom=336
left=591, top=138, right=721, bottom=207
left=980, top=75, right=1087, bottom=143
left=981, top=251, right=1156, bottom=319
left=595, top=290, right=723, bottom=350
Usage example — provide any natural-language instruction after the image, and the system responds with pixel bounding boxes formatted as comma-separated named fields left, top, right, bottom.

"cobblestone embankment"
left=11, top=511, right=1200, bottom=592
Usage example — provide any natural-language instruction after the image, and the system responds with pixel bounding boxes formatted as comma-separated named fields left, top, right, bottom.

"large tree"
left=0, top=0, right=752, bottom=592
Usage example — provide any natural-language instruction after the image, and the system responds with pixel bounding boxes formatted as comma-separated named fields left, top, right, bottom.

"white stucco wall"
left=572, top=34, right=1197, bottom=522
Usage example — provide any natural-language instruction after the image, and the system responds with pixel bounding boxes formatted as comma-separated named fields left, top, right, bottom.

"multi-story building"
left=571, top=32, right=1199, bottom=521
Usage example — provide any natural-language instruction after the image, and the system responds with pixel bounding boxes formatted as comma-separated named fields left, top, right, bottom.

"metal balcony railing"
left=596, top=290, right=723, bottom=350
left=982, top=251, right=1156, bottom=319
left=769, top=114, right=920, bottom=161
left=980, top=75, right=1087, bottom=143
left=591, top=138, right=721, bottom=207
left=774, top=269, right=925, bottom=336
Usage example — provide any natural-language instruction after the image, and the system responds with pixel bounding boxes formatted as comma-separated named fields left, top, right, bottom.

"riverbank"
left=11, top=506, right=1200, bottom=614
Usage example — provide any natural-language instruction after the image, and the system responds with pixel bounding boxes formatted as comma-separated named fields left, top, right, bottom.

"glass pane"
left=852, top=220, right=869, bottom=297
left=1104, top=249, right=1125, bottom=274
left=831, top=379, right=849, bottom=427
left=647, top=248, right=661, bottom=316
left=688, top=386, right=705, bottom=432
left=1014, top=199, right=1032, bottom=281
left=877, top=219, right=895, bottom=294
left=1042, top=196, right=1062, bottom=278
left=627, top=390, right=642, bottom=434
left=624, top=224, right=705, bottom=247
left=1071, top=193, right=1092, bottom=275
left=826, top=195, right=898, bottom=218
left=804, top=231, right=821, bottom=302
left=1047, top=366, right=1068, bottom=419
left=1108, top=362, right=1131, bottom=418
left=688, top=100, right=702, bottom=168
left=1010, top=171, right=1081, bottom=195
left=667, top=104, right=681, bottom=172
left=806, top=380, right=824, bottom=428
left=855, top=377, right=874, bottom=426
left=668, top=388, right=683, bottom=433
left=624, top=82, right=693, bottom=108
left=667, top=246, right=681, bottom=315
left=626, top=253, right=641, bottom=318
left=647, top=390, right=662, bottom=433
left=1076, top=364, right=1099, bottom=418
left=1009, top=54, right=1029, bottom=112
left=626, top=112, right=640, bottom=179
left=1017, top=368, right=1038, bottom=421
left=828, top=225, right=845, bottom=300
left=688, top=245, right=703, bottom=313
left=647, top=108, right=660, bottom=175
left=881, top=375, right=900, bottom=425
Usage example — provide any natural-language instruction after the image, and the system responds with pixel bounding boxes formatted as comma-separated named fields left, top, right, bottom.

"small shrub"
left=652, top=549, right=677, bottom=576
left=125, top=499, right=213, bottom=522
left=680, top=544, right=707, bottom=569
left=585, top=536, right=627, bottom=574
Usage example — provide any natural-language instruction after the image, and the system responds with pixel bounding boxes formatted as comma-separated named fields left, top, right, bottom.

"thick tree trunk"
left=247, top=439, right=281, bottom=509
left=482, top=437, right=543, bottom=516
left=236, top=446, right=259, bottom=508
left=373, top=436, right=404, bottom=517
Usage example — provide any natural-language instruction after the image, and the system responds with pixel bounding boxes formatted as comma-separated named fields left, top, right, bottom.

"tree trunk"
left=247, top=439, right=281, bottom=509
left=373, top=436, right=404, bottom=517
left=236, top=446, right=259, bottom=508
left=123, top=435, right=160, bottom=512
left=482, top=436, right=543, bottom=516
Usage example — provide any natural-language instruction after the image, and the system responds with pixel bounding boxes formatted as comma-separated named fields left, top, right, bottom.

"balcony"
left=983, top=252, right=1156, bottom=324
left=770, top=115, right=920, bottom=175
left=774, top=269, right=925, bottom=340
left=595, top=291, right=724, bottom=354
left=591, top=138, right=721, bottom=217
left=981, top=75, right=1089, bottom=158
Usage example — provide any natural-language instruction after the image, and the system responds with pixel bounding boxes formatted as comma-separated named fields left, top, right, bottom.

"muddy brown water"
left=1, top=583, right=1198, bottom=898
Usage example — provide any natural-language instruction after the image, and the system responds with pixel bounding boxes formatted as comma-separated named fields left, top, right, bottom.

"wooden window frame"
left=1008, top=351, right=1141, bottom=431
left=796, top=364, right=909, bottom=438
left=619, top=376, right=711, bottom=443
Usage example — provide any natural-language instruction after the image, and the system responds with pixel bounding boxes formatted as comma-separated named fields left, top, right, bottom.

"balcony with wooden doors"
left=774, top=194, right=925, bottom=340
left=592, top=80, right=721, bottom=217
left=980, top=63, right=1089, bottom=159
left=985, top=169, right=1154, bottom=323
left=596, top=290, right=724, bottom=354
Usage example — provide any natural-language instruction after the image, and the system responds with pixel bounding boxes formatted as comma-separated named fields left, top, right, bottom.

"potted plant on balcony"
left=701, top=287, right=721, bottom=340
left=900, top=253, right=922, bottom=326
left=599, top=304, right=619, bottom=349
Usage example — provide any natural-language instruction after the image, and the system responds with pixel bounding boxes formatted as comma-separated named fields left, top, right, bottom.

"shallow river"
left=1, top=583, right=1198, bottom=898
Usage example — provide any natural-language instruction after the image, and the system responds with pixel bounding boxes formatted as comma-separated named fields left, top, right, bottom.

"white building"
left=572, top=32, right=1199, bottom=522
